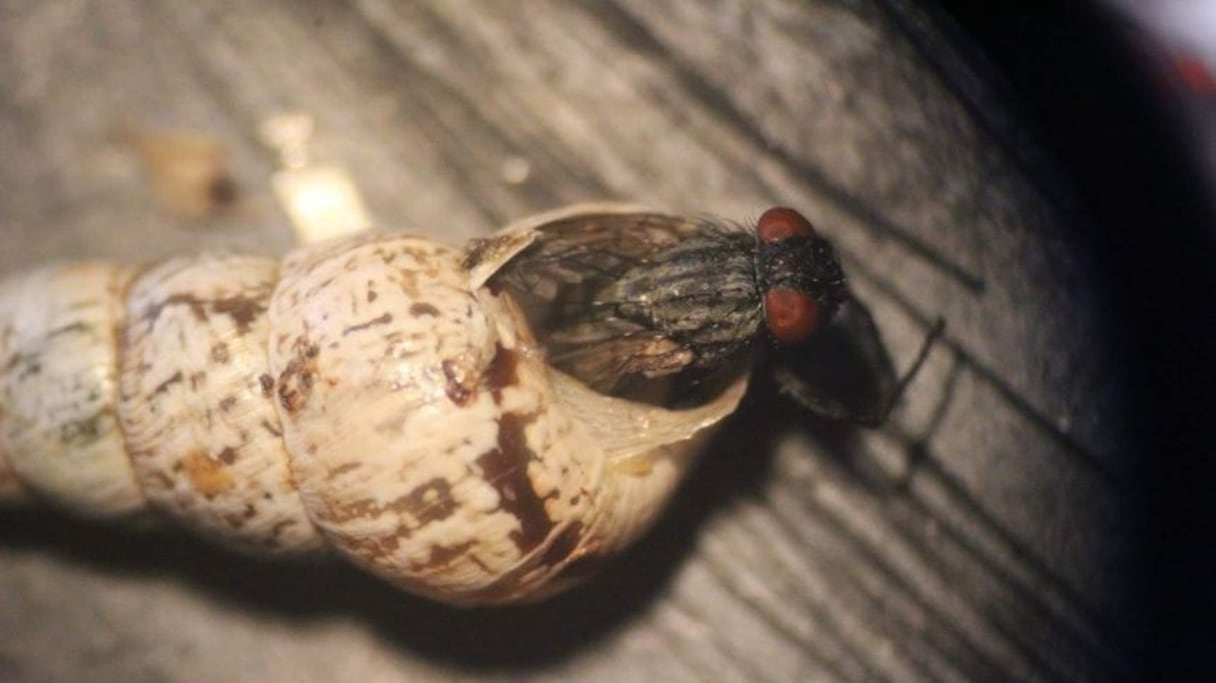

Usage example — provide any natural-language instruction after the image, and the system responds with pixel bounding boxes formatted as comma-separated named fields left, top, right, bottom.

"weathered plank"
left=0, top=1, right=1143, bottom=681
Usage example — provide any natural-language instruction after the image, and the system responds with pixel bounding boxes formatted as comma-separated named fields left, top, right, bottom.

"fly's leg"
left=775, top=307, right=945, bottom=428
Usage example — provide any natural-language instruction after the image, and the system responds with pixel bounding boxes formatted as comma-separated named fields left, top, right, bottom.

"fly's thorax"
left=609, top=233, right=763, bottom=361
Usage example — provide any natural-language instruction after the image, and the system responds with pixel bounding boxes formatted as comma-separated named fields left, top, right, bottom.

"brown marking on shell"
left=210, top=294, right=265, bottom=335
left=329, top=462, right=360, bottom=477
left=484, top=343, right=519, bottom=405
left=188, top=370, right=207, bottom=390
left=325, top=481, right=462, bottom=539
left=341, top=534, right=403, bottom=563
left=182, top=450, right=234, bottom=498
left=210, top=342, right=230, bottom=364
left=140, top=292, right=267, bottom=336
left=142, top=293, right=207, bottom=325
left=478, top=412, right=554, bottom=554
left=304, top=276, right=337, bottom=299
left=149, top=370, right=184, bottom=398
left=416, top=541, right=476, bottom=572
left=342, top=312, right=393, bottom=336
left=408, top=302, right=439, bottom=317
left=58, top=410, right=109, bottom=447
left=277, top=340, right=319, bottom=415
left=399, top=478, right=458, bottom=525
left=222, top=503, right=258, bottom=530
left=324, top=497, right=382, bottom=525
left=441, top=359, right=476, bottom=406
left=372, top=246, right=398, bottom=266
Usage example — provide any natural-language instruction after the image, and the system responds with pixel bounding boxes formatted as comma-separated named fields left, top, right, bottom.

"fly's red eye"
left=764, top=287, right=822, bottom=343
left=756, top=207, right=816, bottom=243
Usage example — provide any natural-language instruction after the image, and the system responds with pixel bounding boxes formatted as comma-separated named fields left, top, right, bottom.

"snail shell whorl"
left=0, top=263, right=144, bottom=516
left=118, top=254, right=323, bottom=552
left=269, top=232, right=607, bottom=604
left=0, top=205, right=748, bottom=605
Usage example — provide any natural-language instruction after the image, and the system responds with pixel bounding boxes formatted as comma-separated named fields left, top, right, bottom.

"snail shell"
left=0, top=205, right=748, bottom=605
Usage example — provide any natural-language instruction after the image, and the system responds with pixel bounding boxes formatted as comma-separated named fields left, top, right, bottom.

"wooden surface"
left=0, top=1, right=1145, bottom=681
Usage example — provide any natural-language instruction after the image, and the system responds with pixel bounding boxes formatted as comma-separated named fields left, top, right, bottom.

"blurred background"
left=938, top=1, right=1216, bottom=676
left=1, top=1, right=1213, bottom=681
left=1111, top=0, right=1216, bottom=199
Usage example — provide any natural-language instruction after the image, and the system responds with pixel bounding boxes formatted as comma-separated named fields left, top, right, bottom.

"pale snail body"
left=0, top=205, right=748, bottom=606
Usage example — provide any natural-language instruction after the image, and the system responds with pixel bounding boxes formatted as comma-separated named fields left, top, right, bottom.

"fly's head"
left=754, top=207, right=849, bottom=346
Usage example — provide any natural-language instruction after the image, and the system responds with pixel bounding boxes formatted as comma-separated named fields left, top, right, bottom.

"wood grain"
left=0, top=1, right=1145, bottom=681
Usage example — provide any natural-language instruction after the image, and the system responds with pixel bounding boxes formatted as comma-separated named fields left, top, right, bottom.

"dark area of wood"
left=926, top=2, right=1216, bottom=677
left=0, top=1, right=1171, bottom=681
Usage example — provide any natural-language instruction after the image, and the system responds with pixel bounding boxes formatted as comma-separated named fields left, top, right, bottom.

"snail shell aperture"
left=0, top=204, right=749, bottom=606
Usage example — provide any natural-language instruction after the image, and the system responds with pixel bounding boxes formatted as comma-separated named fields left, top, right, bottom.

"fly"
left=489, top=206, right=942, bottom=426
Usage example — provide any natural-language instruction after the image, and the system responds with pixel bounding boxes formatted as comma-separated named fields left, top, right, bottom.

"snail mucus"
left=0, top=204, right=933, bottom=605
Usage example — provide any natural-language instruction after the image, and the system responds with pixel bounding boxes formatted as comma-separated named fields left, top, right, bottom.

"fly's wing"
left=494, top=211, right=708, bottom=298
left=490, top=210, right=740, bottom=393
left=541, top=317, right=697, bottom=393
